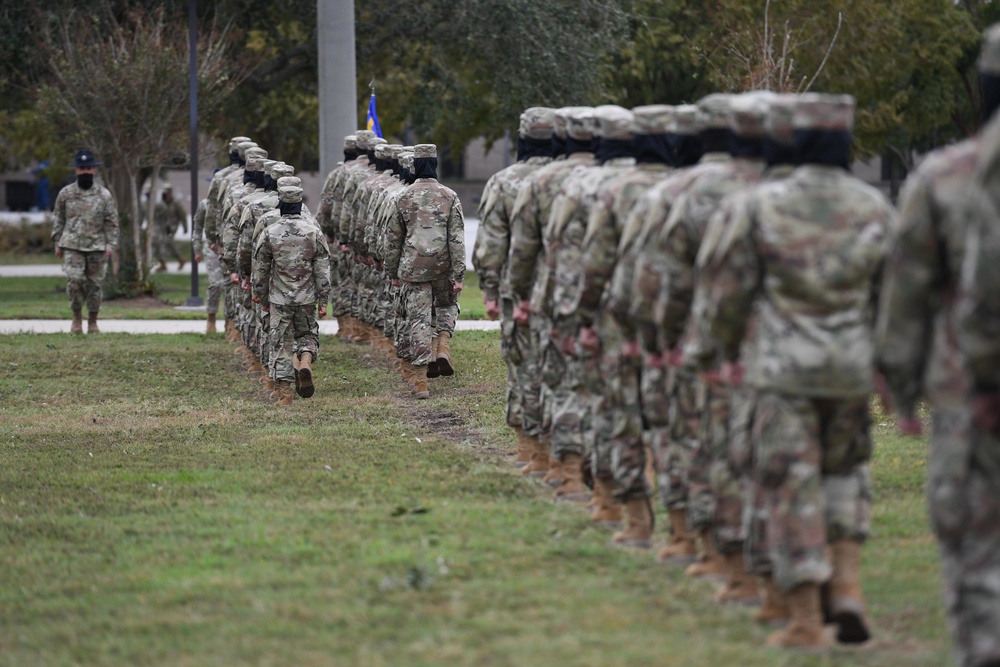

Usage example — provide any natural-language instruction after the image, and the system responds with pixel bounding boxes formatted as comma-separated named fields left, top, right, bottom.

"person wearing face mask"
left=52, top=149, right=119, bottom=335
left=152, top=183, right=188, bottom=273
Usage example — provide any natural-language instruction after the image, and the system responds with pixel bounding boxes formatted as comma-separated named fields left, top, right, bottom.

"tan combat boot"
left=71, top=309, right=83, bottom=335
left=427, top=336, right=441, bottom=378
left=714, top=551, right=762, bottom=606
left=386, top=339, right=397, bottom=360
left=541, top=455, right=564, bottom=488
left=685, top=530, right=728, bottom=581
left=590, top=477, right=624, bottom=527
left=355, top=321, right=371, bottom=343
left=156, top=260, right=167, bottom=273
left=411, top=364, right=429, bottom=399
left=765, top=583, right=828, bottom=650
left=225, top=319, right=239, bottom=342
left=87, top=311, right=100, bottom=334
left=829, top=540, right=871, bottom=644
left=261, top=371, right=276, bottom=395
left=296, top=351, right=315, bottom=398
left=520, top=436, right=551, bottom=478
left=274, top=381, right=294, bottom=406
left=512, top=427, right=532, bottom=468
left=553, top=453, right=589, bottom=502
left=436, top=330, right=454, bottom=376
left=247, top=356, right=264, bottom=375
left=401, top=360, right=415, bottom=384
left=657, top=509, right=699, bottom=565
left=178, top=257, right=185, bottom=271
left=756, top=574, right=791, bottom=627
left=612, top=497, right=654, bottom=549
left=206, top=313, right=217, bottom=334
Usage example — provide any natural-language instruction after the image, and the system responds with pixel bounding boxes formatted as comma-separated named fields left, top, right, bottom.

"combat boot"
left=206, top=313, right=217, bottom=334
left=178, top=257, right=185, bottom=271
left=71, top=309, right=83, bottom=335
left=354, top=321, right=372, bottom=344
left=714, top=552, right=761, bottom=606
left=612, top=497, right=654, bottom=549
left=274, top=381, right=294, bottom=406
left=521, top=435, right=550, bottom=478
left=590, top=476, right=623, bottom=527
left=553, top=453, right=589, bottom=502
left=385, top=339, right=397, bottom=360
left=765, top=583, right=828, bottom=650
left=427, top=336, right=441, bottom=378
left=296, top=351, right=315, bottom=398
left=829, top=540, right=871, bottom=644
left=756, top=574, right=791, bottom=627
left=401, top=360, right=415, bottom=384
left=411, top=364, right=429, bottom=399
left=225, top=319, right=239, bottom=343
left=156, top=260, right=167, bottom=273
left=261, top=372, right=276, bottom=395
left=436, top=330, right=454, bottom=376
left=657, top=509, right=699, bottom=564
left=541, top=455, right=564, bottom=488
left=685, top=530, right=728, bottom=581
left=247, top=356, right=264, bottom=376
left=512, top=427, right=532, bottom=468
left=87, top=311, right=100, bottom=334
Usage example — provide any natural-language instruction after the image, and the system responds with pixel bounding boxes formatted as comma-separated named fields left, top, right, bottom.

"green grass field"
left=0, top=329, right=950, bottom=666
left=0, top=271, right=486, bottom=321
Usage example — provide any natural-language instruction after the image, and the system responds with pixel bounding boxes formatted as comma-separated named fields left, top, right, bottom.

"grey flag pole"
left=318, top=0, right=358, bottom=178
left=186, top=0, right=203, bottom=306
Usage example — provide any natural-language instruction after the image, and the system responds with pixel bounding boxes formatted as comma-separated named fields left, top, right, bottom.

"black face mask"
left=729, top=134, right=765, bottom=159
left=516, top=136, right=528, bottom=161
left=229, top=150, right=240, bottom=166
left=794, top=129, right=852, bottom=170
left=391, top=160, right=402, bottom=177
left=551, top=134, right=567, bottom=158
left=414, top=157, right=438, bottom=180
left=634, top=134, right=672, bottom=166
left=764, top=137, right=797, bottom=167
left=367, top=149, right=377, bottom=164
left=243, top=169, right=254, bottom=185
left=279, top=201, right=302, bottom=216
left=565, top=136, right=597, bottom=155
left=344, top=148, right=358, bottom=162
left=253, top=171, right=266, bottom=188
left=596, top=138, right=634, bottom=164
left=521, top=136, right=554, bottom=160
left=376, top=158, right=389, bottom=172
left=77, top=173, right=94, bottom=189
left=403, top=168, right=416, bottom=185
left=670, top=134, right=704, bottom=167
left=981, top=72, right=1000, bottom=124
left=699, top=128, right=732, bottom=155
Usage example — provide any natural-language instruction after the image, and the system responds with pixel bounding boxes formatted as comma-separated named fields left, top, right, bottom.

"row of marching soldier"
left=471, top=26, right=1000, bottom=662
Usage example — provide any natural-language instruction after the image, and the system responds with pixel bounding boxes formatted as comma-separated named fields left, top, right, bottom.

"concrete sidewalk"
left=0, top=319, right=500, bottom=335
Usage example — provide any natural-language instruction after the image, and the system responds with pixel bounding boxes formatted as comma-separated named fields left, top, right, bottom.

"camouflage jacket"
left=548, top=158, right=636, bottom=322
left=191, top=198, right=209, bottom=256
left=474, top=156, right=554, bottom=302
left=252, top=213, right=332, bottom=307
left=874, top=138, right=982, bottom=413
left=350, top=169, right=393, bottom=256
left=578, top=163, right=672, bottom=327
left=384, top=178, right=465, bottom=284
left=367, top=174, right=405, bottom=263
left=52, top=182, right=119, bottom=253
left=153, top=199, right=187, bottom=234
left=335, top=159, right=375, bottom=249
left=372, top=178, right=409, bottom=264
left=700, top=165, right=896, bottom=397
left=654, top=156, right=765, bottom=350
left=225, top=186, right=269, bottom=275
left=315, top=162, right=345, bottom=241
left=238, top=191, right=280, bottom=278
left=507, top=154, right=596, bottom=308
left=219, top=179, right=257, bottom=272
left=203, top=163, right=240, bottom=248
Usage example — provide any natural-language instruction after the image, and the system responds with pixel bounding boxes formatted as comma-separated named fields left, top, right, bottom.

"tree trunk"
left=145, top=168, right=159, bottom=271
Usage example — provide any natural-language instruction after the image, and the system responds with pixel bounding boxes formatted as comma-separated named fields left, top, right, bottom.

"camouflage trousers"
left=204, top=245, right=225, bottom=315
left=753, top=391, right=872, bottom=592
left=152, top=228, right=183, bottom=265
left=528, top=313, right=553, bottom=442
left=268, top=303, right=319, bottom=383
left=254, top=303, right=270, bottom=367
left=927, top=401, right=1000, bottom=667
left=500, top=297, right=526, bottom=429
left=224, top=281, right=238, bottom=323
left=730, top=388, right=772, bottom=575
left=62, top=249, right=107, bottom=313
left=330, top=250, right=353, bottom=317
left=544, top=319, right=587, bottom=460
left=402, top=279, right=455, bottom=366
left=655, top=365, right=699, bottom=511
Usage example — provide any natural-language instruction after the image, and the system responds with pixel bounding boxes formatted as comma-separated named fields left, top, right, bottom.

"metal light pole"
left=186, top=0, right=204, bottom=307
left=318, top=0, right=358, bottom=178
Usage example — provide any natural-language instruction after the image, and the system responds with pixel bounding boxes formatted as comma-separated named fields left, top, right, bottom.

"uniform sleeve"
left=506, top=183, right=542, bottom=302
left=474, top=175, right=506, bottom=301
left=383, top=204, right=405, bottom=280
left=449, top=198, right=467, bottom=284
left=251, top=233, right=273, bottom=305
left=104, top=191, right=120, bottom=251
left=313, top=236, right=333, bottom=304
left=316, top=169, right=338, bottom=240
left=52, top=188, right=67, bottom=245
left=237, top=209, right=256, bottom=278
left=192, top=200, right=207, bottom=256
left=577, top=193, right=617, bottom=326
left=873, top=174, right=939, bottom=414
left=655, top=195, right=700, bottom=350
left=958, top=189, right=1000, bottom=391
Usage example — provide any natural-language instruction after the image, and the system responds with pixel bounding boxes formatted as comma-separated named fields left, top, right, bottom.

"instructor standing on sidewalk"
left=52, top=149, right=119, bottom=334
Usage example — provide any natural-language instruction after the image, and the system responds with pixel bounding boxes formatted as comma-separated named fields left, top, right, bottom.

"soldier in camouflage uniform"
left=880, top=26, right=1000, bottom=667
left=152, top=184, right=188, bottom=272
left=316, top=134, right=358, bottom=338
left=383, top=143, right=466, bottom=399
left=252, top=184, right=331, bottom=406
left=507, top=106, right=596, bottom=478
left=191, top=196, right=225, bottom=334
left=697, top=94, right=894, bottom=649
left=577, top=104, right=675, bottom=528
left=544, top=105, right=637, bottom=508
left=52, top=149, right=120, bottom=335
left=475, top=107, right=556, bottom=467
left=385, top=150, right=418, bottom=374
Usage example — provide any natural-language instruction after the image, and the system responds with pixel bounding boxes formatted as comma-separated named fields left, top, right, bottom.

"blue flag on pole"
left=367, top=94, right=383, bottom=138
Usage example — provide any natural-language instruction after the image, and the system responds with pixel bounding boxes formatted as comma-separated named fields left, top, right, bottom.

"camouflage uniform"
left=475, top=107, right=555, bottom=433
left=152, top=189, right=187, bottom=267
left=578, top=105, right=674, bottom=500
left=337, top=132, right=382, bottom=334
left=698, top=95, right=894, bottom=611
left=252, top=184, right=332, bottom=386
left=384, top=144, right=465, bottom=371
left=191, top=197, right=225, bottom=316
left=384, top=150, right=417, bottom=358
left=367, top=145, right=408, bottom=340
left=316, top=134, right=357, bottom=324
left=52, top=177, right=119, bottom=314
left=883, top=27, right=1000, bottom=667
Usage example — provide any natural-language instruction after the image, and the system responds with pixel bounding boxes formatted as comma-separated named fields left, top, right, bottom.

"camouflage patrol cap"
left=765, top=94, right=799, bottom=144
left=229, top=136, right=252, bottom=150
left=554, top=107, right=583, bottom=138
left=276, top=176, right=301, bottom=189
left=519, top=107, right=556, bottom=140
left=344, top=134, right=358, bottom=150
left=979, top=23, right=1000, bottom=75
left=673, top=105, right=702, bottom=135
left=388, top=145, right=406, bottom=160
left=414, top=144, right=437, bottom=159
left=399, top=151, right=415, bottom=170
left=278, top=185, right=303, bottom=204
left=793, top=93, right=855, bottom=132
left=237, top=141, right=258, bottom=159
left=632, top=105, right=675, bottom=135
left=245, top=148, right=268, bottom=170
left=370, top=137, right=387, bottom=148
left=595, top=105, right=633, bottom=141
left=374, top=144, right=391, bottom=159
left=728, top=91, right=772, bottom=138
left=355, top=130, right=376, bottom=150
left=696, top=93, right=734, bottom=130
left=565, top=107, right=596, bottom=140
left=271, top=163, right=295, bottom=179
left=261, top=159, right=279, bottom=175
